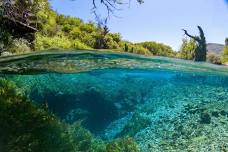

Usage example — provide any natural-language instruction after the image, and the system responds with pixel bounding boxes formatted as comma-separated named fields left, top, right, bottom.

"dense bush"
left=0, top=20, right=12, bottom=52
left=122, top=42, right=152, bottom=56
left=207, top=53, right=222, bottom=65
left=137, top=41, right=175, bottom=57
left=178, top=38, right=197, bottom=60
left=8, top=38, right=31, bottom=54
left=130, top=44, right=152, bottom=56
left=35, top=33, right=90, bottom=50
left=1, top=0, right=176, bottom=58
left=222, top=38, right=228, bottom=64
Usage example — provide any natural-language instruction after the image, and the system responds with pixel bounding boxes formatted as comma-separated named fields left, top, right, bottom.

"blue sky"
left=50, top=0, right=228, bottom=50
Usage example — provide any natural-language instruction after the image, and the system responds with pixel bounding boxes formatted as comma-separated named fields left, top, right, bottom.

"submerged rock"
left=116, top=112, right=151, bottom=138
left=200, top=112, right=211, bottom=124
left=211, top=111, right=219, bottom=117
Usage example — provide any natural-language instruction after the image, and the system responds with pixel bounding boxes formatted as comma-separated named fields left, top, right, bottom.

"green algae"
left=117, top=112, right=151, bottom=138
left=0, top=79, right=139, bottom=152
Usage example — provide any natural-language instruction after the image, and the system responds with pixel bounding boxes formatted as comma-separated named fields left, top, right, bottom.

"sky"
left=50, top=0, right=228, bottom=50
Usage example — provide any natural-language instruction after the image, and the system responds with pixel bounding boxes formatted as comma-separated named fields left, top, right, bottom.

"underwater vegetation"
left=0, top=79, right=74, bottom=152
left=116, top=112, right=151, bottom=138
left=0, top=79, right=139, bottom=152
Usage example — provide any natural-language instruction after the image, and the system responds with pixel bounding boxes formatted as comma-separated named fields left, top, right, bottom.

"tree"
left=225, top=37, right=228, bottom=46
left=178, top=38, right=197, bottom=60
left=222, top=37, right=228, bottom=63
left=124, top=43, right=129, bottom=52
left=137, top=41, right=175, bottom=57
left=94, top=23, right=110, bottom=49
left=182, top=26, right=207, bottom=61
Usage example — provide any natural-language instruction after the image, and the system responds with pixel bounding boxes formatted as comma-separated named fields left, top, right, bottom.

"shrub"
left=179, top=38, right=197, bottom=60
left=138, top=41, right=175, bottom=57
left=104, top=35, right=120, bottom=49
left=35, top=34, right=72, bottom=50
left=207, top=53, right=222, bottom=65
left=71, top=39, right=90, bottom=49
left=35, top=33, right=90, bottom=51
left=127, top=44, right=152, bottom=56
left=222, top=45, right=228, bottom=64
left=8, top=38, right=31, bottom=54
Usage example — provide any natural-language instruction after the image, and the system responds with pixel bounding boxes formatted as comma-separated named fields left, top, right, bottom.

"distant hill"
left=207, top=43, right=224, bottom=55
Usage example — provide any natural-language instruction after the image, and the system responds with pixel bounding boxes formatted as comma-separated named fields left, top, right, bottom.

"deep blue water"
left=0, top=51, right=228, bottom=151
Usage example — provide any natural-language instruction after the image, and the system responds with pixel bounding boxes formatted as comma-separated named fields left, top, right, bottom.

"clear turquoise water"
left=0, top=51, right=228, bottom=151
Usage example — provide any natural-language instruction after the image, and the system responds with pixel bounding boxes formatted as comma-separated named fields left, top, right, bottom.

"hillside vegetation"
left=0, top=0, right=176, bottom=57
left=0, top=0, right=228, bottom=65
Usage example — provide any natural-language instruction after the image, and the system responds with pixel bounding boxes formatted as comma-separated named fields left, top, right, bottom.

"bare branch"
left=182, top=29, right=200, bottom=42
left=91, top=0, right=143, bottom=22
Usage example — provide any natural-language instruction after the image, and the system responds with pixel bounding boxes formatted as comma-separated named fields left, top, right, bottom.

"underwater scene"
left=0, top=51, right=228, bottom=152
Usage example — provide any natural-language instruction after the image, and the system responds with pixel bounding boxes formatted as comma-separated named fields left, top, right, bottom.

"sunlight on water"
left=0, top=51, right=228, bottom=151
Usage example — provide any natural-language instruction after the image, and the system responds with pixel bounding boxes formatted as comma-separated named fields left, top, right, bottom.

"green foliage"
left=8, top=38, right=31, bottom=54
left=0, top=21, right=12, bottom=52
left=137, top=41, right=175, bottom=57
left=108, top=33, right=122, bottom=44
left=57, top=15, right=82, bottom=27
left=134, top=42, right=174, bottom=57
left=37, top=6, right=58, bottom=36
left=121, top=42, right=152, bottom=56
left=66, top=122, right=106, bottom=152
left=104, top=34, right=120, bottom=49
left=124, top=43, right=129, bottom=52
left=122, top=42, right=175, bottom=57
left=1, top=0, right=177, bottom=58
left=225, top=38, right=228, bottom=46
left=222, top=45, right=228, bottom=63
left=106, top=137, right=139, bottom=152
left=183, top=26, right=207, bottom=61
left=130, top=44, right=152, bottom=56
left=36, top=10, right=123, bottom=50
left=178, top=38, right=197, bottom=60
left=35, top=33, right=90, bottom=50
left=0, top=79, right=73, bottom=152
left=35, top=33, right=71, bottom=50
left=0, top=79, right=140, bottom=152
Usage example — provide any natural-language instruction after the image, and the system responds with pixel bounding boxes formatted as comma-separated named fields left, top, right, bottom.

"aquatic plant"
left=117, top=112, right=151, bottom=138
left=29, top=84, right=119, bottom=133
left=106, top=137, right=139, bottom=152
left=0, top=79, right=141, bottom=152
left=66, top=122, right=106, bottom=152
left=0, top=79, right=74, bottom=152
